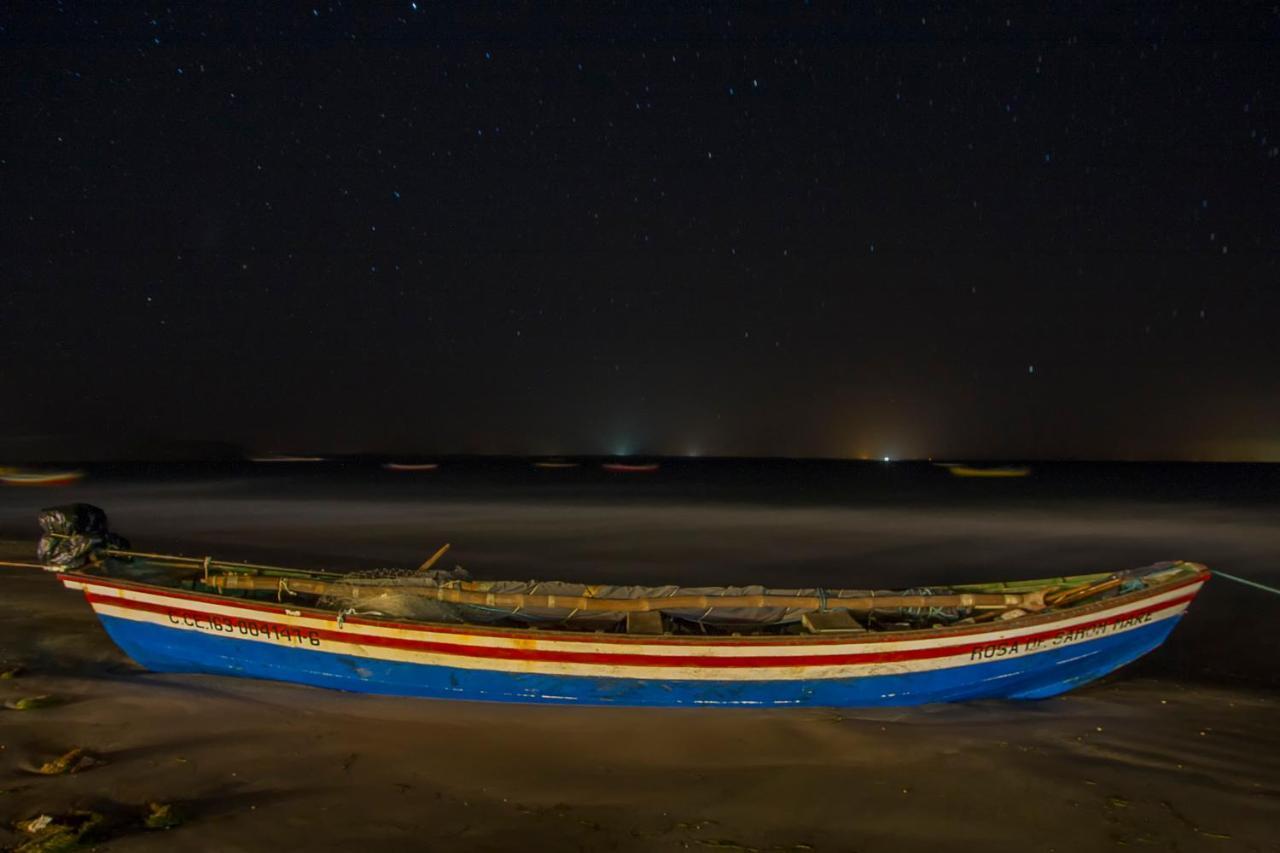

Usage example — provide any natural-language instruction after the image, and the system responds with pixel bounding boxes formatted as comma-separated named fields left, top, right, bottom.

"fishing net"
left=317, top=566, right=476, bottom=623
left=896, top=588, right=967, bottom=624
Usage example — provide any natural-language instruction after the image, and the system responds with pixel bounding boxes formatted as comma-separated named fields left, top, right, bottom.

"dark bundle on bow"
left=36, top=504, right=129, bottom=569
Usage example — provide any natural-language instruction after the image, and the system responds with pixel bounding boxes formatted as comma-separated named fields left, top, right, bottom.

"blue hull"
left=96, top=614, right=1182, bottom=707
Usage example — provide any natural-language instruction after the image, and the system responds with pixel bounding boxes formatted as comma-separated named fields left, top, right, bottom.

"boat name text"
left=168, top=611, right=320, bottom=646
left=969, top=612, right=1154, bottom=661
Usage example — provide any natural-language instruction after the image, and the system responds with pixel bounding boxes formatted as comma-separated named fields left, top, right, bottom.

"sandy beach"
left=1, top=466, right=1278, bottom=851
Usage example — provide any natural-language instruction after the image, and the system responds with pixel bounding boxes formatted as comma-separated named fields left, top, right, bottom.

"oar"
left=416, top=543, right=451, bottom=574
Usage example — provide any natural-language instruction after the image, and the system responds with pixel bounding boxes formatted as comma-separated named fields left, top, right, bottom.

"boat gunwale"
left=61, top=562, right=1211, bottom=648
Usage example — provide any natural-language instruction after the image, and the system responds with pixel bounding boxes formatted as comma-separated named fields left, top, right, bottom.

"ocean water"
left=2, top=459, right=1277, bottom=687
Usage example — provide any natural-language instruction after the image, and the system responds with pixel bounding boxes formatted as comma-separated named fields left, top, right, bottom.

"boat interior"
left=72, top=551, right=1203, bottom=638
left=25, top=504, right=1204, bottom=639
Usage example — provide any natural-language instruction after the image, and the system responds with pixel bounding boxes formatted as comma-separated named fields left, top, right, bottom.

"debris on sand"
left=36, top=748, right=105, bottom=776
left=144, top=802, right=184, bottom=830
left=4, top=695, right=59, bottom=711
left=17, top=815, right=53, bottom=834
left=13, top=810, right=104, bottom=852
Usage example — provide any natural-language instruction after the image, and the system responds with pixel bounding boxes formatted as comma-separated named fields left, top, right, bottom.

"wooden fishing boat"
left=7, top=506, right=1209, bottom=707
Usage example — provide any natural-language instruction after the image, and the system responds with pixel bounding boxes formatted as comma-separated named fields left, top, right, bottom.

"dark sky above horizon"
left=3, top=4, right=1278, bottom=461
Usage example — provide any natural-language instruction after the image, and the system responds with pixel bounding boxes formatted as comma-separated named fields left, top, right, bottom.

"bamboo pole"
left=1044, top=576, right=1122, bottom=607
left=0, top=559, right=54, bottom=571
left=103, top=550, right=344, bottom=580
left=207, top=572, right=1049, bottom=613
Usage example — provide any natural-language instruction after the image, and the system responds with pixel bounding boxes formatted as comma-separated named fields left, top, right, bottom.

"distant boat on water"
left=248, top=454, right=326, bottom=463
left=533, top=459, right=579, bottom=469
left=383, top=462, right=440, bottom=472
left=942, top=464, right=1032, bottom=479
left=602, top=461, right=660, bottom=473
left=0, top=468, right=84, bottom=487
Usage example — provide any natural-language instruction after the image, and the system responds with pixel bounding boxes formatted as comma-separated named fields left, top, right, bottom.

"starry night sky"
left=3, top=4, right=1278, bottom=460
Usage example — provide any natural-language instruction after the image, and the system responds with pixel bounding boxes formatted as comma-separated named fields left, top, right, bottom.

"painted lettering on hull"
left=970, top=611, right=1156, bottom=662
left=167, top=611, right=320, bottom=646
left=970, top=641, right=1020, bottom=661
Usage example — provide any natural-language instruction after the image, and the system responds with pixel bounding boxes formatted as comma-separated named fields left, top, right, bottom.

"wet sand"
left=1, top=468, right=1278, bottom=850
